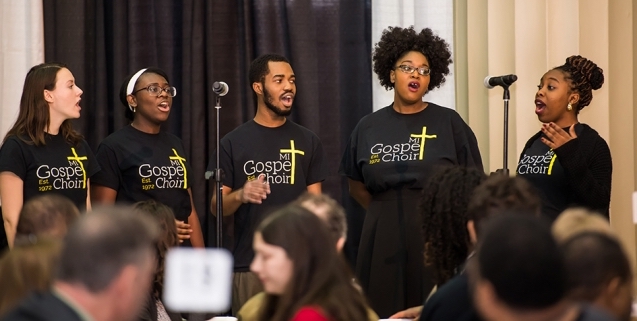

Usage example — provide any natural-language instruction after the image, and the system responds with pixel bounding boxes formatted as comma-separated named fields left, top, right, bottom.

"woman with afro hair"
left=516, top=55, right=611, bottom=221
left=339, top=26, right=483, bottom=317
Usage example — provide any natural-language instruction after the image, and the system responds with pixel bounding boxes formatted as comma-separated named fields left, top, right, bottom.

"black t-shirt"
left=208, top=120, right=326, bottom=271
left=339, top=103, right=483, bottom=194
left=420, top=273, right=481, bottom=321
left=0, top=134, right=99, bottom=210
left=91, top=125, right=193, bottom=222
left=516, top=131, right=569, bottom=220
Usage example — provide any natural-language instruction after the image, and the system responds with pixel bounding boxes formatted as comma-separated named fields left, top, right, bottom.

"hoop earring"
left=567, top=103, right=573, bottom=111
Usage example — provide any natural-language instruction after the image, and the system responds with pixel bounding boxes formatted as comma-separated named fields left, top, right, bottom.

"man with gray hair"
left=2, top=206, right=159, bottom=321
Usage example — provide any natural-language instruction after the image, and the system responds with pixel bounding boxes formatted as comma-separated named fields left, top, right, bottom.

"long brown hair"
left=0, top=238, right=62, bottom=316
left=133, top=200, right=178, bottom=299
left=3, top=63, right=82, bottom=146
left=256, top=205, right=369, bottom=321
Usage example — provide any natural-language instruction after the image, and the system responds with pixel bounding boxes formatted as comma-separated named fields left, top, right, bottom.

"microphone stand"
left=206, top=95, right=224, bottom=248
left=501, top=85, right=511, bottom=176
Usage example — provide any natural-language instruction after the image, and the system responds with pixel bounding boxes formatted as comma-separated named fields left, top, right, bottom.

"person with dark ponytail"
left=516, top=55, right=611, bottom=220
left=419, top=166, right=486, bottom=287
left=91, top=68, right=204, bottom=247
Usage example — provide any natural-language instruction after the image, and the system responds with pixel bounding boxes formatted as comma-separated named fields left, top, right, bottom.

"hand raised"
left=540, top=123, right=577, bottom=150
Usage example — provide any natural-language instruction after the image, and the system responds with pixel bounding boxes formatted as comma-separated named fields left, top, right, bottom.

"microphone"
left=212, top=81, right=229, bottom=96
left=484, top=74, right=518, bottom=89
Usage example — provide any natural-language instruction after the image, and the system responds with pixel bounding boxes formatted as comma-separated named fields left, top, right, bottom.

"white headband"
left=126, top=68, right=147, bottom=111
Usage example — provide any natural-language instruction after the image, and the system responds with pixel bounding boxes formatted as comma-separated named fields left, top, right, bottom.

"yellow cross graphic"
left=410, top=126, right=437, bottom=160
left=548, top=153, right=557, bottom=175
left=280, top=140, right=305, bottom=185
left=67, top=148, right=88, bottom=188
left=169, top=149, right=188, bottom=189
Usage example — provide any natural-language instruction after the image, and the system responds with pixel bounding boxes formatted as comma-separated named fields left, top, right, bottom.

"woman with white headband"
left=91, top=67, right=204, bottom=247
left=0, top=63, right=99, bottom=248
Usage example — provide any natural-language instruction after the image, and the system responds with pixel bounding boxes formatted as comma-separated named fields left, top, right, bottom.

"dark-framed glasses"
left=395, top=65, right=430, bottom=76
left=132, top=85, right=177, bottom=97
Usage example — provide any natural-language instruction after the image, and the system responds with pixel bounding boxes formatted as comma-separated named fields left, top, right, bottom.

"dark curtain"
left=42, top=0, right=371, bottom=265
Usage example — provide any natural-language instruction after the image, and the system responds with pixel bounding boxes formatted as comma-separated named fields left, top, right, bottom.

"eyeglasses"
left=395, top=65, right=431, bottom=76
left=131, top=85, right=177, bottom=97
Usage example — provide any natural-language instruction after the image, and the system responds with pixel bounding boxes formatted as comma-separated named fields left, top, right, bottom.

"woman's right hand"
left=175, top=220, right=192, bottom=243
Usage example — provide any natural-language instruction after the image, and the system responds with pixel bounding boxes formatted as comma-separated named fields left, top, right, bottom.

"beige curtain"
left=455, top=0, right=637, bottom=271
left=0, top=0, right=44, bottom=138
left=0, top=0, right=44, bottom=207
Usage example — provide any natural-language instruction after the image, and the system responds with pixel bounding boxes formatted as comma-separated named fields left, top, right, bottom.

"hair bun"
left=588, top=67, right=604, bottom=90
left=565, top=55, right=604, bottom=90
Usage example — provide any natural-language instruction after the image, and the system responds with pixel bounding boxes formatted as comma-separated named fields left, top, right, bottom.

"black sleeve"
left=420, top=275, right=476, bottom=321
left=453, top=117, right=484, bottom=172
left=81, top=140, right=101, bottom=178
left=554, top=134, right=612, bottom=217
left=339, top=125, right=364, bottom=182
left=305, top=135, right=327, bottom=185
left=0, top=137, right=28, bottom=179
left=219, top=138, right=235, bottom=188
left=91, top=143, right=121, bottom=190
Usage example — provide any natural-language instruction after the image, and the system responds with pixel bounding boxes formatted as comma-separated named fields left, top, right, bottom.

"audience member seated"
left=552, top=207, right=614, bottom=243
left=471, top=214, right=615, bottom=321
left=15, top=194, right=80, bottom=245
left=1, top=206, right=159, bottom=321
left=420, top=166, right=486, bottom=288
left=239, top=194, right=378, bottom=321
left=249, top=204, right=370, bottom=321
left=0, top=239, right=61, bottom=316
left=133, top=200, right=182, bottom=321
left=561, top=232, right=632, bottom=321
left=396, top=175, right=541, bottom=321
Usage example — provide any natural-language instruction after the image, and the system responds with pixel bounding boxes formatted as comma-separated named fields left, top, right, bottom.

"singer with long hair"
left=90, top=67, right=204, bottom=247
left=339, top=26, right=483, bottom=317
left=516, top=55, right=611, bottom=221
left=0, top=63, right=99, bottom=248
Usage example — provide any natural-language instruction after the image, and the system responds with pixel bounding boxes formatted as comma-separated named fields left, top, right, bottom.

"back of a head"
left=419, top=166, right=486, bottom=284
left=293, top=193, right=347, bottom=244
left=56, top=206, right=159, bottom=292
left=132, top=200, right=178, bottom=299
left=467, top=175, right=541, bottom=237
left=561, top=232, right=631, bottom=302
left=16, top=194, right=80, bottom=241
left=477, top=214, right=564, bottom=310
left=0, top=239, right=62, bottom=316
left=552, top=208, right=613, bottom=243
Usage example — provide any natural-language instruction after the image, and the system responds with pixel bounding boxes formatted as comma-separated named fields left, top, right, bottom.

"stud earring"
left=567, top=103, right=573, bottom=111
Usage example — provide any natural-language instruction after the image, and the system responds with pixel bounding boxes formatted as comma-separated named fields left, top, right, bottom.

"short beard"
left=262, top=81, right=292, bottom=116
